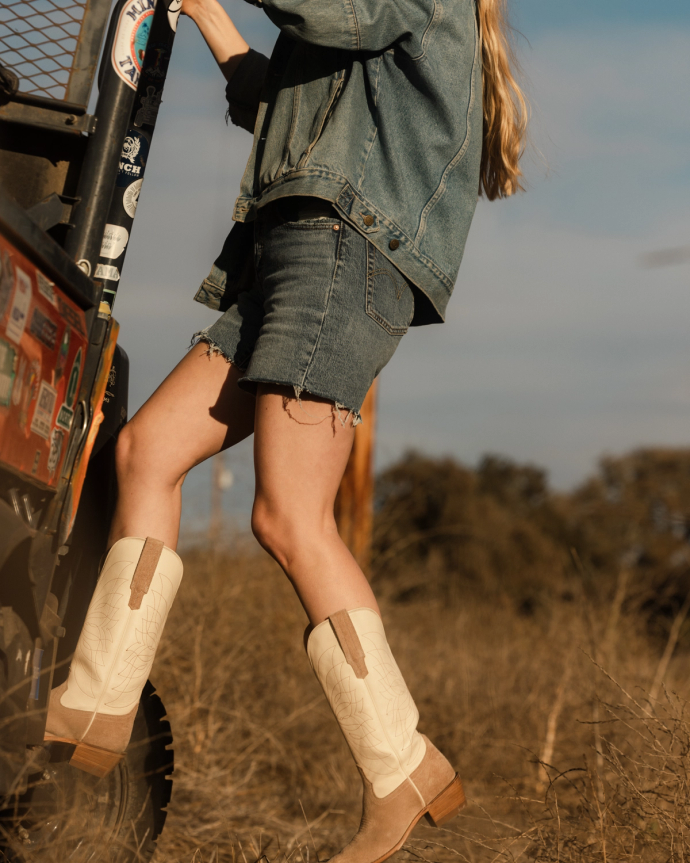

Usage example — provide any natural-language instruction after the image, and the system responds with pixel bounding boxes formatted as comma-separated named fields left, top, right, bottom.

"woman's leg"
left=110, top=342, right=256, bottom=549
left=252, top=385, right=463, bottom=863
left=251, top=383, right=379, bottom=626
left=46, top=343, right=257, bottom=769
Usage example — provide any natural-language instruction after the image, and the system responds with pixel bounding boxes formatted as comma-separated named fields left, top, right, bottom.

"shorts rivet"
left=333, top=224, right=340, bottom=231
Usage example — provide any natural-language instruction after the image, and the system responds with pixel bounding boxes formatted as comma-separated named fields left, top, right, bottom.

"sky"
left=108, top=0, right=690, bottom=534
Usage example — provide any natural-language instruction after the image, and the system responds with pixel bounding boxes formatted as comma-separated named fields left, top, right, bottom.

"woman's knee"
left=251, top=500, right=287, bottom=565
left=251, top=497, right=335, bottom=570
left=115, top=421, right=186, bottom=490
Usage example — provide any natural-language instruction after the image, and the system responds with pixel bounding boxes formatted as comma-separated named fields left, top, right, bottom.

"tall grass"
left=152, top=537, right=690, bottom=862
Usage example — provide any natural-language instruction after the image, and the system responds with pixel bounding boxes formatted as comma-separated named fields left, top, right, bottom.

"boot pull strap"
left=129, top=537, right=165, bottom=609
left=329, top=610, right=369, bottom=679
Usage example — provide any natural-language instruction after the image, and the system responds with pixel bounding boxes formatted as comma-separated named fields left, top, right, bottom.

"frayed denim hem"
left=190, top=330, right=249, bottom=372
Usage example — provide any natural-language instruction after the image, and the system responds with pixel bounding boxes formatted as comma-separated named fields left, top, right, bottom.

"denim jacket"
left=194, top=0, right=482, bottom=325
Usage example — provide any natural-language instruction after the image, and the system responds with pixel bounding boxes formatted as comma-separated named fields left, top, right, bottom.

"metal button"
left=362, top=214, right=374, bottom=226
left=389, top=239, right=399, bottom=250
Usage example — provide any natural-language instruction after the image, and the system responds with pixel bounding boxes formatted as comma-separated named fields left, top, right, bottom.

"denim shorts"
left=194, top=198, right=415, bottom=420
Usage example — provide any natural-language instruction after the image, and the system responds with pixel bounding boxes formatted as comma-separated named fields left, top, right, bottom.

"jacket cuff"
left=225, top=48, right=270, bottom=108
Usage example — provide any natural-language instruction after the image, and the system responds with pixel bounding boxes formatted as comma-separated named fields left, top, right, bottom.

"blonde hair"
left=477, top=0, right=528, bottom=200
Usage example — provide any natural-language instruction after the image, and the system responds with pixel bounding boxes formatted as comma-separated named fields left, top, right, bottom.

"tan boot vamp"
left=329, top=736, right=456, bottom=863
left=45, top=681, right=138, bottom=753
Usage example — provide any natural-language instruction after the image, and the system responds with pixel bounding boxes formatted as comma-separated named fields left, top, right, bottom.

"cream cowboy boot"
left=307, top=607, right=465, bottom=863
left=45, top=537, right=183, bottom=776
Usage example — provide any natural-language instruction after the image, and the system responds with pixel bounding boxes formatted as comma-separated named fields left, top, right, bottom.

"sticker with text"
left=6, top=267, right=32, bottom=344
left=100, top=224, right=130, bottom=259
left=95, top=264, right=121, bottom=281
left=55, top=403, right=74, bottom=431
left=47, top=428, right=64, bottom=476
left=31, top=380, right=57, bottom=439
left=29, top=307, right=58, bottom=351
left=111, top=0, right=156, bottom=91
left=36, top=272, right=57, bottom=306
left=117, top=129, right=149, bottom=187
left=0, top=338, right=16, bottom=406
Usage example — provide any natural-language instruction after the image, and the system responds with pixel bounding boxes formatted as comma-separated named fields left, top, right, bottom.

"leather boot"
left=307, top=607, right=465, bottom=863
left=45, top=536, right=183, bottom=776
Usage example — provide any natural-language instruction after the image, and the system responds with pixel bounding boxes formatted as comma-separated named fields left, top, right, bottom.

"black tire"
left=0, top=681, right=173, bottom=863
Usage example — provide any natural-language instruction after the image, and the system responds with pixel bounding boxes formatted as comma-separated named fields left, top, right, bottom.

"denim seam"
left=277, top=79, right=302, bottom=177
left=365, top=244, right=413, bottom=336
left=344, top=0, right=360, bottom=50
left=356, top=55, right=381, bottom=190
left=298, top=220, right=346, bottom=394
left=414, top=12, right=479, bottom=245
left=235, top=170, right=455, bottom=288
left=410, top=0, right=442, bottom=63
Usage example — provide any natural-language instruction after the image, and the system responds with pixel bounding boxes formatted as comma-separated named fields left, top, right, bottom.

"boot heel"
left=424, top=774, right=466, bottom=827
left=69, top=743, right=123, bottom=778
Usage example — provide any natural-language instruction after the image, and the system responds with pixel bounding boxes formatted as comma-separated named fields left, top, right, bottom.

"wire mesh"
left=0, top=0, right=90, bottom=101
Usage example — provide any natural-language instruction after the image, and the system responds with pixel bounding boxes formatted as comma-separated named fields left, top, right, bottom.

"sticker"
left=55, top=403, right=74, bottom=431
left=95, top=264, right=121, bottom=281
left=47, top=428, right=64, bottom=476
left=167, top=0, right=181, bottom=32
left=65, top=347, right=82, bottom=408
left=12, top=355, right=26, bottom=405
left=122, top=179, right=143, bottom=218
left=31, top=449, right=41, bottom=475
left=100, top=224, right=130, bottom=259
left=6, top=267, right=32, bottom=344
left=143, top=44, right=169, bottom=80
left=111, top=0, right=156, bottom=91
left=76, top=259, right=92, bottom=277
left=30, top=379, right=57, bottom=439
left=54, top=326, right=70, bottom=384
left=36, top=272, right=57, bottom=306
left=0, top=338, right=16, bottom=406
left=57, top=296, right=84, bottom=335
left=117, top=129, right=149, bottom=187
left=19, top=359, right=40, bottom=431
left=0, top=249, right=13, bottom=320
left=29, top=308, right=58, bottom=351
left=134, top=86, right=162, bottom=127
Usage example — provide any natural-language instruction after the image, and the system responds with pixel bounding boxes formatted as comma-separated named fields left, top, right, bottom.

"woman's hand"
left=180, top=0, right=250, bottom=82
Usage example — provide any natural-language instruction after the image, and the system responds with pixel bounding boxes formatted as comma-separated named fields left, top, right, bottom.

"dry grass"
left=152, top=537, right=690, bottom=863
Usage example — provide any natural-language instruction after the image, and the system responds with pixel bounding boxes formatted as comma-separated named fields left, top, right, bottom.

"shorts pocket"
left=365, top=243, right=415, bottom=336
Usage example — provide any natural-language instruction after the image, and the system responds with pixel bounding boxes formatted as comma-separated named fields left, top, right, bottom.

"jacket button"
left=363, top=214, right=374, bottom=226
left=389, top=239, right=399, bottom=250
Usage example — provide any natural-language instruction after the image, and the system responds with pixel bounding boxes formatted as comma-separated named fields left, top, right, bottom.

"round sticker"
left=122, top=179, right=143, bottom=218
left=111, top=0, right=155, bottom=91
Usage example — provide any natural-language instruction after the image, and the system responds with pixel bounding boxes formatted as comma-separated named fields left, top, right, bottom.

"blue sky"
left=110, top=0, right=690, bottom=534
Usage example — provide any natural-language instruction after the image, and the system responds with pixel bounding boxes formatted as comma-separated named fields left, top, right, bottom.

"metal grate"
left=0, top=0, right=89, bottom=101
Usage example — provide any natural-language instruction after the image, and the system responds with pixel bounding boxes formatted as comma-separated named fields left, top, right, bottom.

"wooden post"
left=334, top=379, right=378, bottom=573
left=209, top=451, right=224, bottom=546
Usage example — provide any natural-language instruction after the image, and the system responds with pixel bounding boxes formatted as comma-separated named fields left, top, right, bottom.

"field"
left=152, top=449, right=690, bottom=863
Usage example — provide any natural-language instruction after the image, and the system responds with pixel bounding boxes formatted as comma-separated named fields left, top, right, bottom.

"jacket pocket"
left=365, top=243, right=414, bottom=336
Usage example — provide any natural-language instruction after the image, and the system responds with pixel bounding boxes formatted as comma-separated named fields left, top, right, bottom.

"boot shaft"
left=307, top=607, right=426, bottom=799
left=61, top=536, right=183, bottom=717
